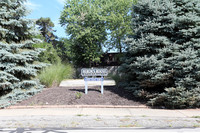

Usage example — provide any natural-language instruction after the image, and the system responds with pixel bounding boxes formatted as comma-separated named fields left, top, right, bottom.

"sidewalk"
left=2, top=107, right=200, bottom=117
left=0, top=107, right=200, bottom=128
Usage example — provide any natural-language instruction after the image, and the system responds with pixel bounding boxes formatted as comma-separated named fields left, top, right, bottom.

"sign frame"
left=81, top=68, right=108, bottom=94
left=81, top=68, right=108, bottom=77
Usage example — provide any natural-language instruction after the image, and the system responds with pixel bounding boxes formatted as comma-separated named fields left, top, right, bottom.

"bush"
left=148, top=87, right=200, bottom=109
left=38, top=63, right=74, bottom=87
left=108, top=73, right=123, bottom=87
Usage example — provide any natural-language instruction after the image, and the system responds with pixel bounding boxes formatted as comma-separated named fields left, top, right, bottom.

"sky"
left=24, top=0, right=116, bottom=52
left=25, top=0, right=66, bottom=38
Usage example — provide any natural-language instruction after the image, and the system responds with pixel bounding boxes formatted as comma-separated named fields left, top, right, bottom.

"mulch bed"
left=16, top=86, right=145, bottom=106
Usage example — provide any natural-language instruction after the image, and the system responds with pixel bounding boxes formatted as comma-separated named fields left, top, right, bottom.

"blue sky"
left=25, top=0, right=66, bottom=38
left=24, top=0, right=116, bottom=52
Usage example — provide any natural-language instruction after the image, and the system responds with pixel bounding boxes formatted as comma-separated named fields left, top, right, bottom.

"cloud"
left=24, top=0, right=41, bottom=10
left=56, top=0, right=65, bottom=5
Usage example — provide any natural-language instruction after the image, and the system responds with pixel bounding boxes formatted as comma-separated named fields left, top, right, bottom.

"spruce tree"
left=0, top=0, right=45, bottom=108
left=120, top=0, right=200, bottom=108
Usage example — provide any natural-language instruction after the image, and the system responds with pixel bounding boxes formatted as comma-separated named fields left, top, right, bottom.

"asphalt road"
left=0, top=128, right=200, bottom=133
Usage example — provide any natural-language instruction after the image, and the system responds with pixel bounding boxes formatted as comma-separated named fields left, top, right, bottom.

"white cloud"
left=56, top=0, right=65, bottom=5
left=24, top=0, right=41, bottom=10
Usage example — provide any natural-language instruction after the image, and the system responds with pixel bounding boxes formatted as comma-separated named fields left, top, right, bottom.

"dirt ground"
left=16, top=86, right=144, bottom=106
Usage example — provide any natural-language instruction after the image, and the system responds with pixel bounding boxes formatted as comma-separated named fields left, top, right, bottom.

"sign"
left=81, top=68, right=108, bottom=77
left=84, top=77, right=104, bottom=81
left=81, top=68, right=108, bottom=95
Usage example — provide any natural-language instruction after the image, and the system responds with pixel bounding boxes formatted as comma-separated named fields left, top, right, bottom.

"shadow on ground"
left=16, top=85, right=146, bottom=106
left=69, top=85, right=146, bottom=105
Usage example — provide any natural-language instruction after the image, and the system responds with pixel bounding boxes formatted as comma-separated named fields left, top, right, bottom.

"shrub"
left=38, top=63, right=74, bottom=87
left=108, top=73, right=123, bottom=87
left=148, top=87, right=200, bottom=109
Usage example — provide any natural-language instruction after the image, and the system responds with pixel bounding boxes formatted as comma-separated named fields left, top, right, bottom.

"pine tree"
left=120, top=0, right=200, bottom=108
left=0, top=0, right=45, bottom=108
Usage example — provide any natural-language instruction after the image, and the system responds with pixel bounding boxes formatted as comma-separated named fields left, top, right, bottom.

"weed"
left=76, top=114, right=84, bottom=117
left=94, top=117, right=102, bottom=121
left=71, top=121, right=79, bottom=127
left=192, top=116, right=200, bottom=118
left=193, top=124, right=200, bottom=128
left=75, top=92, right=82, bottom=99
left=168, top=124, right=172, bottom=127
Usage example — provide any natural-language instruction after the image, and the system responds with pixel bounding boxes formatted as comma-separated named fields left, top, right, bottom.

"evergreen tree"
left=0, top=0, right=45, bottom=108
left=36, top=17, right=57, bottom=44
left=120, top=0, right=200, bottom=108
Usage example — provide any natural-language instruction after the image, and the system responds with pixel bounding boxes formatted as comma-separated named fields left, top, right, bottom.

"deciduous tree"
left=60, top=0, right=107, bottom=67
left=104, top=0, right=136, bottom=53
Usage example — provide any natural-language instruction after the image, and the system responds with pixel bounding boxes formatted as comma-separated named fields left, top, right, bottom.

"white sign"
left=81, top=68, right=108, bottom=94
left=84, top=77, right=104, bottom=81
left=81, top=68, right=108, bottom=77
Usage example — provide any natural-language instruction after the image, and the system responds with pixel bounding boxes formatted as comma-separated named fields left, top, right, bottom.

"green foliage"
left=149, top=87, right=200, bottom=109
left=0, top=86, right=42, bottom=108
left=103, top=0, right=136, bottom=53
left=0, top=0, right=46, bottom=108
left=54, top=38, right=73, bottom=63
left=38, top=63, right=74, bottom=87
left=35, top=18, right=65, bottom=64
left=75, top=92, right=82, bottom=99
left=60, top=0, right=107, bottom=67
left=120, top=0, right=200, bottom=108
left=33, top=41, right=61, bottom=64
left=60, top=0, right=137, bottom=66
left=108, top=73, right=122, bottom=87
left=36, top=17, right=57, bottom=43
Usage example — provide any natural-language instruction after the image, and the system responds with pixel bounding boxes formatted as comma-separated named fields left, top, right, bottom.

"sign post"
left=81, top=68, right=108, bottom=94
left=101, top=76, right=103, bottom=94
left=85, top=77, right=88, bottom=94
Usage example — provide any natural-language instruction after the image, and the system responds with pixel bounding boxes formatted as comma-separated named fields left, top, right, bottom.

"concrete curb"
left=6, top=105, right=148, bottom=109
